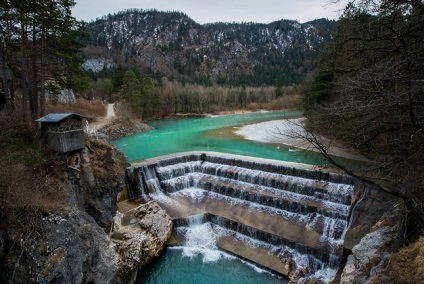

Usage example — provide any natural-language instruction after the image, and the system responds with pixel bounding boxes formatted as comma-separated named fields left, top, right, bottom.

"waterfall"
left=175, top=214, right=232, bottom=263
left=174, top=213, right=342, bottom=281
left=130, top=153, right=355, bottom=281
left=140, top=165, right=161, bottom=194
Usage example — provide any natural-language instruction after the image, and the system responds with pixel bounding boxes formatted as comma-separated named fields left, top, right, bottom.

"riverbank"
left=96, top=108, right=277, bottom=141
left=96, top=107, right=365, bottom=162
left=234, top=117, right=368, bottom=161
left=99, top=119, right=153, bottom=140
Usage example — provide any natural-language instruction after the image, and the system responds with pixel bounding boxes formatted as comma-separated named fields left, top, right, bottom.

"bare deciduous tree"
left=302, top=0, right=424, bottom=230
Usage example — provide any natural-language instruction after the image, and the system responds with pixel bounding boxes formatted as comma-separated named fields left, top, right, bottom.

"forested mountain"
left=83, top=9, right=337, bottom=86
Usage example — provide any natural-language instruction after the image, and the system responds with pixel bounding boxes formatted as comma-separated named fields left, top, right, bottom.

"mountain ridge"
left=83, top=9, right=337, bottom=86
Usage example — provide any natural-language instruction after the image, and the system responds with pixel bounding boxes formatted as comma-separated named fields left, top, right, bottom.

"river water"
left=136, top=247, right=286, bottom=284
left=113, top=110, right=338, bottom=166
left=112, top=111, right=355, bottom=284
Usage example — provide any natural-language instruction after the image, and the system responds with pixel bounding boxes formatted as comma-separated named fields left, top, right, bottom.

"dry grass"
left=85, top=138, right=126, bottom=181
left=0, top=110, right=67, bottom=235
left=245, top=95, right=303, bottom=112
left=46, top=99, right=107, bottom=118
left=262, top=94, right=303, bottom=111
left=388, top=237, right=424, bottom=283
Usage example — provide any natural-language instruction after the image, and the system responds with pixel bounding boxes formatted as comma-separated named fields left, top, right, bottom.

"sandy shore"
left=234, top=118, right=367, bottom=161
left=207, top=109, right=269, bottom=118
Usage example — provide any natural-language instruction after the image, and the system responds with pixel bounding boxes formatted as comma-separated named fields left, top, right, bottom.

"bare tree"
left=302, top=0, right=424, bottom=229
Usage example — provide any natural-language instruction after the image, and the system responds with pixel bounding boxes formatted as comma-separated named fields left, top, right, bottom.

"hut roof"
left=35, top=112, right=88, bottom=123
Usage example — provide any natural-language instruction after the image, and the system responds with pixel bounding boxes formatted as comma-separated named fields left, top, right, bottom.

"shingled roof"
left=35, top=113, right=88, bottom=123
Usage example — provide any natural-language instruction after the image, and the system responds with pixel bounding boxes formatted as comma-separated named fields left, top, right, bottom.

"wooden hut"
left=36, top=113, right=88, bottom=153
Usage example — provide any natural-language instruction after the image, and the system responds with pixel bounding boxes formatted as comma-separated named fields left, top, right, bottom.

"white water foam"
left=173, top=188, right=208, bottom=203
left=178, top=222, right=234, bottom=263
left=299, top=254, right=340, bottom=284
left=149, top=190, right=181, bottom=207
left=206, top=190, right=309, bottom=223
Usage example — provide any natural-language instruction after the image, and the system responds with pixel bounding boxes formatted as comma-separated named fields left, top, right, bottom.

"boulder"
left=111, top=201, right=173, bottom=283
left=99, top=119, right=153, bottom=140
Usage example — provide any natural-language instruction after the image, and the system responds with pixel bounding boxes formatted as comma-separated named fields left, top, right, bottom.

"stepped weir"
left=125, top=152, right=378, bottom=282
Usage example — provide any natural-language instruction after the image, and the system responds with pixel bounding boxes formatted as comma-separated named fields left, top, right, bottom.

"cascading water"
left=140, top=165, right=161, bottom=194
left=168, top=214, right=288, bottom=283
left=175, top=214, right=226, bottom=262
left=130, top=153, right=355, bottom=282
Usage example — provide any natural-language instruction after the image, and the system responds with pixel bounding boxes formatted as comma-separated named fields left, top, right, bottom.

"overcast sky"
left=72, top=0, right=348, bottom=24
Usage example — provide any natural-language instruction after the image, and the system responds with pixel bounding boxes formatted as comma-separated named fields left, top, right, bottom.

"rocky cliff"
left=341, top=201, right=405, bottom=283
left=0, top=139, right=172, bottom=283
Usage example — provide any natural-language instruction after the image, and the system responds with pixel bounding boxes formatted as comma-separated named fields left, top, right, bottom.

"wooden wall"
left=46, top=130, right=85, bottom=153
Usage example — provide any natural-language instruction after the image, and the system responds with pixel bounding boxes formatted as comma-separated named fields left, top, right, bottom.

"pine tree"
left=121, top=70, right=142, bottom=117
left=0, top=0, right=16, bottom=109
left=1, top=0, right=87, bottom=120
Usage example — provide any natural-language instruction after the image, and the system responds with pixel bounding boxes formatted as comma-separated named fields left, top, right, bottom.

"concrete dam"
left=125, top=152, right=386, bottom=282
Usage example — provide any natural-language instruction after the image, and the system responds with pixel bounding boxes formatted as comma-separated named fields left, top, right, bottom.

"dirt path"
left=106, top=103, right=115, bottom=118
left=88, top=103, right=115, bottom=134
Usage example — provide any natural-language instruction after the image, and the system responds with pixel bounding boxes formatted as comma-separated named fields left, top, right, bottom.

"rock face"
left=340, top=200, right=405, bottom=283
left=0, top=139, right=173, bottom=284
left=111, top=201, right=173, bottom=283
left=0, top=212, right=117, bottom=283
left=67, top=139, right=126, bottom=229
left=343, top=181, right=403, bottom=250
left=46, top=89, right=76, bottom=103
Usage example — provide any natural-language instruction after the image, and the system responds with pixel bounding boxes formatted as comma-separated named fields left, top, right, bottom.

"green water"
left=136, top=247, right=287, bottom=284
left=113, top=110, right=333, bottom=166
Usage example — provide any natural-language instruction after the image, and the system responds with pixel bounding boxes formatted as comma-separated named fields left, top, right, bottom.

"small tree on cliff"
left=121, top=70, right=142, bottom=118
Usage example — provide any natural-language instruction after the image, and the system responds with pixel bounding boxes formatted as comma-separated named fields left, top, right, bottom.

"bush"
left=388, top=237, right=424, bottom=283
left=0, top=110, right=67, bottom=234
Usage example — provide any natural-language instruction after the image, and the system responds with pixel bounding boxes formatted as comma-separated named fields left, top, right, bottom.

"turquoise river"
left=113, top=110, right=350, bottom=166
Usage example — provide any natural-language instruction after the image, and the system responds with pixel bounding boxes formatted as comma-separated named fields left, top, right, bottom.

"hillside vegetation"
left=80, top=9, right=333, bottom=120
left=0, top=109, right=65, bottom=235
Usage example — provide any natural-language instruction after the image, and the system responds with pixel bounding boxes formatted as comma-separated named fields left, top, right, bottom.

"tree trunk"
left=21, top=19, right=30, bottom=124
left=40, top=26, right=46, bottom=116
left=0, top=52, right=10, bottom=109
left=30, top=14, right=39, bottom=119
